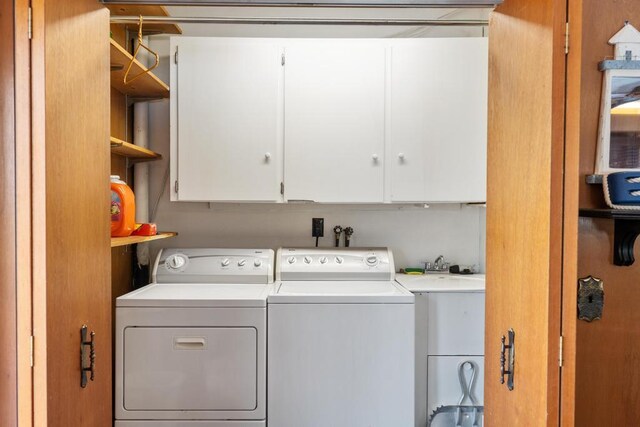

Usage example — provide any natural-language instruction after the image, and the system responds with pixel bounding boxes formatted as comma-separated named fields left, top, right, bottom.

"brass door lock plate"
left=578, top=276, right=604, bottom=322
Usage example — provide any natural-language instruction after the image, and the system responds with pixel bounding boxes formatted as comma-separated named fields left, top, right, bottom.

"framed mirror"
left=596, top=70, right=640, bottom=174
left=595, top=22, right=640, bottom=175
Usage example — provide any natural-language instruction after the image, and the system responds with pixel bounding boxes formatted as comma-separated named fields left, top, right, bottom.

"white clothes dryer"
left=115, top=248, right=273, bottom=427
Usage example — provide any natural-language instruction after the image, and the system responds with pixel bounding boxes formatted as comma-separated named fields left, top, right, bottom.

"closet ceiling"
left=158, top=6, right=491, bottom=37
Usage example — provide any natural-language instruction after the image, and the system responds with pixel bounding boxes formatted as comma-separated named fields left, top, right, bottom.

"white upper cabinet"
left=388, top=38, right=488, bottom=203
left=171, top=38, right=284, bottom=202
left=283, top=41, right=386, bottom=203
left=170, top=37, right=487, bottom=203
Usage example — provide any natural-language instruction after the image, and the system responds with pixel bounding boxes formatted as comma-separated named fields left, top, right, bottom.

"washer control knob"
left=254, top=259, right=262, bottom=267
left=319, top=256, right=328, bottom=264
left=287, top=256, right=296, bottom=264
left=238, top=259, right=247, bottom=267
left=304, top=256, right=312, bottom=264
left=221, top=258, right=231, bottom=267
left=166, top=254, right=187, bottom=270
left=365, top=255, right=379, bottom=267
left=335, top=256, right=344, bottom=264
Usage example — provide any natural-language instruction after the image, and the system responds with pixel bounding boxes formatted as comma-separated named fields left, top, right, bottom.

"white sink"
left=395, top=273, right=485, bottom=293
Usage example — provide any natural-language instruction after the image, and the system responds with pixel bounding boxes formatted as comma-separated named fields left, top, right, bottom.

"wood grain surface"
left=567, top=1, right=640, bottom=425
left=485, top=0, right=567, bottom=425
left=31, top=0, right=112, bottom=425
left=0, top=0, right=18, bottom=424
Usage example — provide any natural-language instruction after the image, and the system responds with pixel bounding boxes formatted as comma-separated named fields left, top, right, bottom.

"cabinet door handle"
left=372, top=154, right=379, bottom=162
left=398, top=153, right=405, bottom=161
left=264, top=152, right=271, bottom=162
left=80, top=325, right=95, bottom=388
left=500, top=328, right=515, bottom=390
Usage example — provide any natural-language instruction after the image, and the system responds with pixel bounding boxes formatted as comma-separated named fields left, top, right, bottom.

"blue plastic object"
left=606, top=172, right=640, bottom=205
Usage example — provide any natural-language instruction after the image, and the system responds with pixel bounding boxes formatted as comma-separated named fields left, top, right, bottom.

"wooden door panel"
left=574, top=219, right=640, bottom=426
left=564, top=2, right=640, bottom=425
left=32, top=0, right=112, bottom=425
left=485, top=0, right=567, bottom=425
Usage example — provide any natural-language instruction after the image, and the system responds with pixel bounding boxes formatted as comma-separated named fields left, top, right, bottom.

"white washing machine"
left=268, top=247, right=415, bottom=427
left=115, top=248, right=273, bottom=427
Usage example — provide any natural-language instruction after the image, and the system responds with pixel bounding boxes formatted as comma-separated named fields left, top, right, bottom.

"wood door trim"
left=30, top=0, right=48, bottom=424
left=1, top=0, right=18, bottom=424
left=15, top=0, right=34, bottom=424
left=549, top=0, right=570, bottom=425
left=560, top=0, right=583, bottom=425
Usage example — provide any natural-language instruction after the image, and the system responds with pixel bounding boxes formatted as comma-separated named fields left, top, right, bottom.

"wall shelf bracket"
left=579, top=208, right=640, bottom=266
left=613, top=219, right=640, bottom=266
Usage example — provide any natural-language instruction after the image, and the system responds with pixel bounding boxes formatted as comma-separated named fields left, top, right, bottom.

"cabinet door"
left=427, top=292, right=485, bottom=356
left=172, top=39, right=283, bottom=202
left=389, top=38, right=488, bottom=202
left=284, top=41, right=386, bottom=203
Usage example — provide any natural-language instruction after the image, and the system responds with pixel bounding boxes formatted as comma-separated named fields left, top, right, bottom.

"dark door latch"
left=80, top=325, right=95, bottom=388
left=500, top=328, right=515, bottom=391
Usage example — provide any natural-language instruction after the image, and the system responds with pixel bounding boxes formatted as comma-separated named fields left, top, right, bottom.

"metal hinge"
left=281, top=53, right=285, bottom=66
left=174, top=47, right=178, bottom=64
left=280, top=182, right=284, bottom=195
left=564, top=22, right=569, bottom=55
left=174, top=180, right=179, bottom=193
left=28, top=7, right=32, bottom=40
left=30, top=335, right=34, bottom=368
left=559, top=335, right=564, bottom=367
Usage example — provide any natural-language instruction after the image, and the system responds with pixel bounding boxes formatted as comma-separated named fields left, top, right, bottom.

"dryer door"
left=123, top=327, right=257, bottom=411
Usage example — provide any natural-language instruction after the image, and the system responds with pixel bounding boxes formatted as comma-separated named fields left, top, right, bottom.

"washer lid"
left=116, top=283, right=270, bottom=307
left=268, top=280, right=414, bottom=304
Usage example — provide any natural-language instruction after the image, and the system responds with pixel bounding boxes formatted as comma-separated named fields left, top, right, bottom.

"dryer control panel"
left=153, top=248, right=274, bottom=284
left=277, top=248, right=394, bottom=281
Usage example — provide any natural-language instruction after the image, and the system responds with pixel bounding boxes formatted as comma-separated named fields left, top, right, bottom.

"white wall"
left=142, top=12, right=488, bottom=272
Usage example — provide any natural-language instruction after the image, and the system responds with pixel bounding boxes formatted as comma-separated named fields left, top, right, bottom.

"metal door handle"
left=500, top=328, right=515, bottom=390
left=80, top=325, right=95, bottom=388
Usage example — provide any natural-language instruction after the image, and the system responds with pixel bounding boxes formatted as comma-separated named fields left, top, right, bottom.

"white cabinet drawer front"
left=427, top=356, right=484, bottom=425
left=427, top=292, right=485, bottom=355
left=123, top=327, right=257, bottom=411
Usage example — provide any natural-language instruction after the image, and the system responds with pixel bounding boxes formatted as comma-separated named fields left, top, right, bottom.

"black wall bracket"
left=579, top=209, right=640, bottom=266
left=613, top=219, right=640, bottom=266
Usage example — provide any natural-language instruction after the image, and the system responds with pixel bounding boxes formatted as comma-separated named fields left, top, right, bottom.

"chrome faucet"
left=424, top=255, right=449, bottom=273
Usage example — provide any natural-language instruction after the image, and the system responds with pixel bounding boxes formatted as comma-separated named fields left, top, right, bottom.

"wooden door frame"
left=1, top=0, right=19, bottom=423
left=2, top=0, right=33, bottom=425
left=560, top=0, right=581, bottom=424
left=16, top=0, right=34, bottom=423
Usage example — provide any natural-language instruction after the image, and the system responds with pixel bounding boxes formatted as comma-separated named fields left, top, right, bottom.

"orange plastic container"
left=110, top=175, right=136, bottom=237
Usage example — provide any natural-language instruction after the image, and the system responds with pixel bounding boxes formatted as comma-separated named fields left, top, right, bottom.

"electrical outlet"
left=312, top=218, right=324, bottom=238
